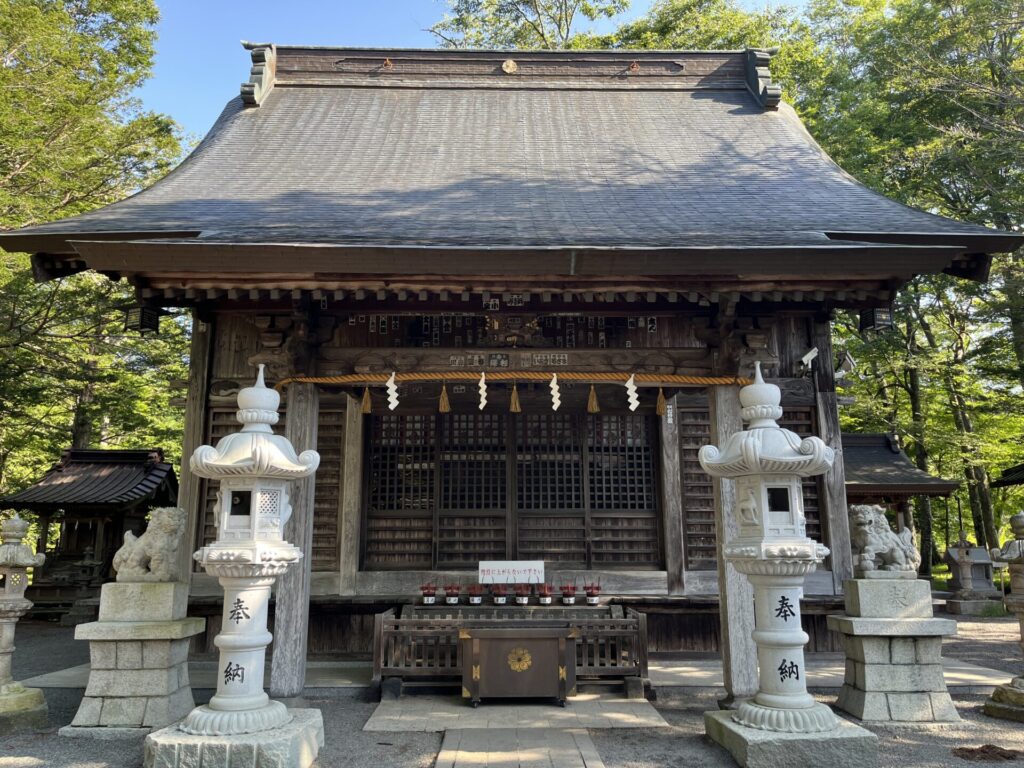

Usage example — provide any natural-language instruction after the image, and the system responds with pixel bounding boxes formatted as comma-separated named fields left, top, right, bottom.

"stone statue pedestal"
left=828, top=578, right=959, bottom=722
left=0, top=683, right=47, bottom=735
left=984, top=677, right=1024, bottom=722
left=60, top=582, right=204, bottom=738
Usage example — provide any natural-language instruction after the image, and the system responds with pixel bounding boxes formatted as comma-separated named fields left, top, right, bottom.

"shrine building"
left=1, top=45, right=1018, bottom=659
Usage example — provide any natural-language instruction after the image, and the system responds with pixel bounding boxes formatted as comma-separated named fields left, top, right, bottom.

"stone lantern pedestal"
left=145, top=366, right=323, bottom=768
left=699, top=364, right=877, bottom=768
left=984, top=512, right=1024, bottom=722
left=0, top=515, right=48, bottom=734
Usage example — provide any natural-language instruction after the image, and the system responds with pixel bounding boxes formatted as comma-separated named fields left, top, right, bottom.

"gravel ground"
left=2, top=616, right=1022, bottom=767
left=944, top=615, right=1023, bottom=678
left=593, top=691, right=1024, bottom=768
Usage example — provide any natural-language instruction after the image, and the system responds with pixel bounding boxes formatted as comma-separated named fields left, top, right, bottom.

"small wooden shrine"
left=1, top=46, right=1018, bottom=665
left=0, top=448, right=177, bottom=614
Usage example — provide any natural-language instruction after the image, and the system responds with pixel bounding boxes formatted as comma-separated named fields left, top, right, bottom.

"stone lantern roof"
left=699, top=362, right=833, bottom=478
left=190, top=365, right=320, bottom=481
left=0, top=516, right=43, bottom=569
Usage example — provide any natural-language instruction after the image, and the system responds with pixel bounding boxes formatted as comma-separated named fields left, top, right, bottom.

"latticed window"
left=362, top=412, right=661, bottom=570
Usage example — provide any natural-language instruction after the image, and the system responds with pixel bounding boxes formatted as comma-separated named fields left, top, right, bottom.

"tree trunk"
left=911, top=292, right=998, bottom=551
left=906, top=363, right=934, bottom=575
left=70, top=359, right=97, bottom=449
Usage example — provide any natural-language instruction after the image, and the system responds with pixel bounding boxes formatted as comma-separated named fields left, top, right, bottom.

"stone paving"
left=364, top=693, right=668, bottom=732
left=437, top=729, right=605, bottom=768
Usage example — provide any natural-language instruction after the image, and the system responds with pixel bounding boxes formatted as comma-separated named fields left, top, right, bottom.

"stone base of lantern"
left=0, top=684, right=48, bottom=735
left=983, top=677, right=1024, bottom=722
left=62, top=583, right=205, bottom=737
left=705, top=710, right=878, bottom=768
left=828, top=579, right=959, bottom=723
left=945, top=598, right=1001, bottom=616
left=143, top=707, right=324, bottom=768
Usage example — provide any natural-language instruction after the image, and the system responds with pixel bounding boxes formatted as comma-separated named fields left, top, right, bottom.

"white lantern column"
left=699, top=362, right=837, bottom=734
left=180, top=365, right=319, bottom=736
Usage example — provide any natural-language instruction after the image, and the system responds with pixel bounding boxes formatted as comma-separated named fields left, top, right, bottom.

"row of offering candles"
left=420, top=581, right=602, bottom=605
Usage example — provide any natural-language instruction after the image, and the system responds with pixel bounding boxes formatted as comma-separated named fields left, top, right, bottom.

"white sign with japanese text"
left=478, top=560, right=545, bottom=584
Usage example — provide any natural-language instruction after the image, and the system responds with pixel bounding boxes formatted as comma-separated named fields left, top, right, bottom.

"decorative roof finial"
left=739, top=360, right=783, bottom=428
left=235, top=364, right=279, bottom=432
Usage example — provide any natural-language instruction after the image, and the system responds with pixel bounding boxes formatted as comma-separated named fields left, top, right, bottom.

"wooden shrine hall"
left=1, top=45, right=1019, bottom=695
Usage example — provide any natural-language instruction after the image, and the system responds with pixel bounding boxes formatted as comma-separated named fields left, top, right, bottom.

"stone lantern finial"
left=739, top=361, right=784, bottom=428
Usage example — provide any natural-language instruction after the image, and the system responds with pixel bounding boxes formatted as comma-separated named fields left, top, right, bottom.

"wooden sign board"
left=479, top=561, right=545, bottom=584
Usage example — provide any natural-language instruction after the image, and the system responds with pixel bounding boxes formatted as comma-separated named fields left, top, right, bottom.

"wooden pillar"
left=338, top=395, right=364, bottom=595
left=710, top=384, right=759, bottom=706
left=812, top=320, right=854, bottom=593
left=35, top=515, right=50, bottom=556
left=177, top=313, right=213, bottom=583
left=659, top=395, right=684, bottom=595
left=270, top=382, right=319, bottom=697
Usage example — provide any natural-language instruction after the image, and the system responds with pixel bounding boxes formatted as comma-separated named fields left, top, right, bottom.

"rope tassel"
left=656, top=387, right=667, bottom=416
left=509, top=383, right=522, bottom=413
left=587, top=384, right=600, bottom=414
left=439, top=383, right=451, bottom=413
left=360, top=387, right=372, bottom=414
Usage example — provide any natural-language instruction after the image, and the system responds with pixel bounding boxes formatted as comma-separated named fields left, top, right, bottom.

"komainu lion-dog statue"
left=111, top=506, right=186, bottom=582
left=849, top=503, right=921, bottom=575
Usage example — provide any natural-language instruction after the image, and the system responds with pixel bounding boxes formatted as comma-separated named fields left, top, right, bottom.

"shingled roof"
left=843, top=433, right=959, bottom=498
left=992, top=462, right=1024, bottom=489
left=2, top=46, right=1018, bottom=281
left=0, top=449, right=177, bottom=512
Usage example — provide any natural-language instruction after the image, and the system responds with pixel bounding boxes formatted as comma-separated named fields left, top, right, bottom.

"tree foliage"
left=0, top=0, right=186, bottom=500
left=429, top=0, right=629, bottom=49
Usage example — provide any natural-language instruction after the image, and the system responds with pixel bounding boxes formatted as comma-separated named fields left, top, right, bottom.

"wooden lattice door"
left=363, top=411, right=662, bottom=570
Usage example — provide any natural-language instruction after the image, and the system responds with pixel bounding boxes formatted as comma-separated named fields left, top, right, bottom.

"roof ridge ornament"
left=745, top=48, right=781, bottom=109
left=240, top=42, right=277, bottom=107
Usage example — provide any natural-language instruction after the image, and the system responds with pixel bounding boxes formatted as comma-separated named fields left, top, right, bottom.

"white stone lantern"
left=699, top=362, right=838, bottom=735
left=0, top=514, right=48, bottom=729
left=180, top=365, right=319, bottom=736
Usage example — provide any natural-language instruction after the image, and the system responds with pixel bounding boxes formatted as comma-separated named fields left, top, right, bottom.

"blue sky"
left=139, top=1, right=655, bottom=138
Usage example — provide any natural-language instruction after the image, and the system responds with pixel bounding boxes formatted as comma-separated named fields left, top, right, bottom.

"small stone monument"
left=699, top=363, right=876, bottom=768
left=984, top=512, right=1024, bottom=722
left=828, top=505, right=959, bottom=722
left=145, top=365, right=323, bottom=768
left=61, top=507, right=205, bottom=738
left=944, top=530, right=1001, bottom=615
left=0, top=514, right=48, bottom=734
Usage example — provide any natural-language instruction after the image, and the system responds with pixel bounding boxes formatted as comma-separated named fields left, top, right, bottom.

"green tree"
left=429, top=0, right=629, bottom=49
left=0, top=1, right=185, bottom=506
